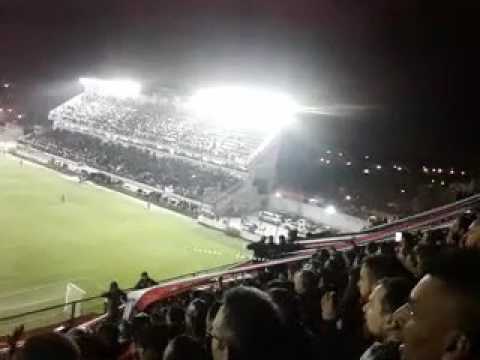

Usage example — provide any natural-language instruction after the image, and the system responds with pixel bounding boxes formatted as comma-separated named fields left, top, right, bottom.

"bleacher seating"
left=49, top=92, right=269, bottom=171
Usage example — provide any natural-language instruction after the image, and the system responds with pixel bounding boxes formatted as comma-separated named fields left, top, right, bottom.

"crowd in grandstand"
left=4, top=210, right=480, bottom=360
left=49, top=92, right=267, bottom=171
left=25, top=129, right=242, bottom=202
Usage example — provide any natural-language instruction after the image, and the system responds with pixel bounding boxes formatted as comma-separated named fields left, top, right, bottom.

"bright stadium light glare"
left=325, top=205, right=337, bottom=215
left=187, top=86, right=299, bottom=131
left=79, top=77, right=141, bottom=98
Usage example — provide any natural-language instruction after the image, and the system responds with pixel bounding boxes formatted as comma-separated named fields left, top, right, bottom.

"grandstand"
left=48, top=81, right=283, bottom=172
left=42, top=79, right=297, bottom=215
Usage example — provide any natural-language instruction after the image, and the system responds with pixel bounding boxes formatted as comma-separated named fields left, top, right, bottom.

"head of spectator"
left=294, top=269, right=318, bottom=295
left=363, top=277, right=414, bottom=341
left=164, top=335, right=206, bottom=360
left=414, top=244, right=441, bottom=277
left=398, top=233, right=417, bottom=259
left=19, top=333, right=80, bottom=360
left=206, top=301, right=222, bottom=337
left=380, top=241, right=396, bottom=256
left=185, top=298, right=208, bottom=341
left=358, top=255, right=411, bottom=302
left=366, top=242, right=379, bottom=256
left=135, top=271, right=158, bottom=290
left=109, top=281, right=119, bottom=291
left=67, top=328, right=114, bottom=360
left=167, top=305, right=186, bottom=337
left=268, top=287, right=299, bottom=325
left=210, top=286, right=286, bottom=360
left=140, top=324, right=171, bottom=360
left=447, top=213, right=476, bottom=246
left=464, top=226, right=480, bottom=249
left=395, top=249, right=480, bottom=360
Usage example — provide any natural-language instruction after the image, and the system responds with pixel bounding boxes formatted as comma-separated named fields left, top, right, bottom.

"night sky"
left=1, top=0, right=479, bottom=167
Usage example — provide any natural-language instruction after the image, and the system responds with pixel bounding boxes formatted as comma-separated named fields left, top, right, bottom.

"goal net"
left=64, top=283, right=87, bottom=318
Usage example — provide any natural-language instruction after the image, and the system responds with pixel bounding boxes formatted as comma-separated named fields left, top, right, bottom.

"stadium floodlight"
left=325, top=205, right=336, bottom=215
left=345, top=195, right=352, bottom=201
left=187, top=86, right=299, bottom=131
left=79, top=77, right=141, bottom=98
left=275, top=191, right=283, bottom=198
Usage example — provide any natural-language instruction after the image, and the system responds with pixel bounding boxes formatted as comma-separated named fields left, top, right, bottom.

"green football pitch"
left=0, top=154, right=249, bottom=334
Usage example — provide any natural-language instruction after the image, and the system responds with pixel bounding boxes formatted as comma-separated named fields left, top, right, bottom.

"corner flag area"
left=0, top=155, right=248, bottom=334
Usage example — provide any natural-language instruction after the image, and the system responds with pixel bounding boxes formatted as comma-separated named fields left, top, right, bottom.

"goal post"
left=64, top=283, right=87, bottom=318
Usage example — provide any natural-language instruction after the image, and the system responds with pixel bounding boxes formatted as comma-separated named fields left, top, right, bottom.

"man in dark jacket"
left=134, top=271, right=158, bottom=290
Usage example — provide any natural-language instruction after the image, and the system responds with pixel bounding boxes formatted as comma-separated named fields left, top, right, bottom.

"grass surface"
left=0, top=155, right=248, bottom=334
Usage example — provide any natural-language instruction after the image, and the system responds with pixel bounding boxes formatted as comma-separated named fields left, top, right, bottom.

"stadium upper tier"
left=48, top=90, right=275, bottom=171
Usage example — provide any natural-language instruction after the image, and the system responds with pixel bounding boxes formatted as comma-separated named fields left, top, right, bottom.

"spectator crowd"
left=25, top=129, right=242, bottom=203
left=48, top=92, right=268, bottom=171
left=4, top=209, right=480, bottom=360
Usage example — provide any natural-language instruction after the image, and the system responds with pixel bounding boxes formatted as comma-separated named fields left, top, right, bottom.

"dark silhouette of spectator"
left=20, top=333, right=80, bottom=360
left=166, top=305, right=186, bottom=338
left=210, top=286, right=288, bottom=360
left=394, top=249, right=480, bottom=360
left=294, top=269, right=322, bottom=332
left=95, top=321, right=120, bottom=356
left=269, top=287, right=320, bottom=360
left=102, top=281, right=127, bottom=322
left=164, top=335, right=206, bottom=360
left=141, top=324, right=171, bottom=360
left=446, top=212, right=476, bottom=246
left=135, top=272, right=158, bottom=290
left=185, top=298, right=208, bottom=341
left=67, top=328, right=115, bottom=360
